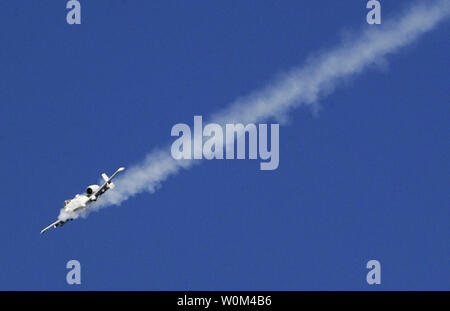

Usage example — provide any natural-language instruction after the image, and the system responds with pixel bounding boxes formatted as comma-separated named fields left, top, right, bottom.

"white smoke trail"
left=59, top=0, right=450, bottom=221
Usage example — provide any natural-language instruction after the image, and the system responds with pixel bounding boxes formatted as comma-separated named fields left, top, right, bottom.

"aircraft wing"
left=40, top=220, right=63, bottom=234
left=90, top=167, right=125, bottom=201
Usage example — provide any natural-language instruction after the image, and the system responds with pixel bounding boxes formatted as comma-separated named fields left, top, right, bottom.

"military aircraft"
left=40, top=167, right=125, bottom=234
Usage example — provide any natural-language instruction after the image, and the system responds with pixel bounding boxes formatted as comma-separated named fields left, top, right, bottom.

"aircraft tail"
left=102, top=173, right=115, bottom=189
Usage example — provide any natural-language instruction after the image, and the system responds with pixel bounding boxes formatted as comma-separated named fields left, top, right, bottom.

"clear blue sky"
left=0, top=1, right=448, bottom=290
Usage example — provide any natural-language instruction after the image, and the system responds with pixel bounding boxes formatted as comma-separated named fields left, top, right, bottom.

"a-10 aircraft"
left=40, top=167, right=125, bottom=234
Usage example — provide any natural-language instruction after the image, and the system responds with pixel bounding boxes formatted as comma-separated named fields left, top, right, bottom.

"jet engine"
left=86, top=185, right=100, bottom=196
